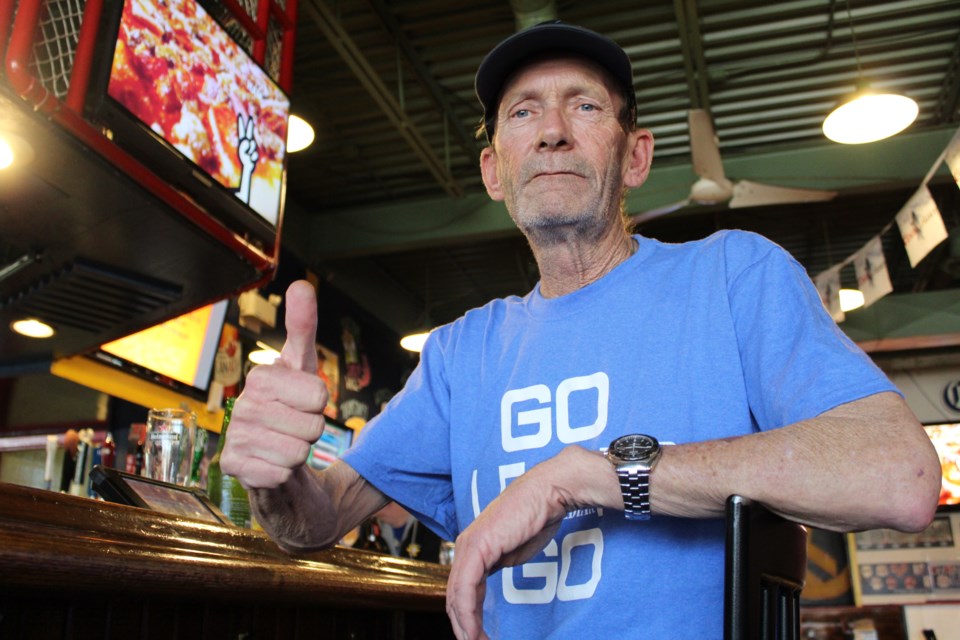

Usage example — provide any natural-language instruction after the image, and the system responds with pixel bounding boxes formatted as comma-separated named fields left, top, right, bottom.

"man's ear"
left=622, top=129, right=654, bottom=189
left=480, top=146, right=505, bottom=201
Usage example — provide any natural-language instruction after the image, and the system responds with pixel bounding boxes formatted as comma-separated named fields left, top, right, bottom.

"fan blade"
left=629, top=198, right=691, bottom=225
left=729, top=180, right=838, bottom=208
left=689, top=109, right=727, bottom=184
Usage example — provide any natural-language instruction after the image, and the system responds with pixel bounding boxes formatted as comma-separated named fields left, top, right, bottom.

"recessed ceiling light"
left=11, top=318, right=55, bottom=338
left=0, top=137, right=13, bottom=170
left=0, top=131, right=35, bottom=169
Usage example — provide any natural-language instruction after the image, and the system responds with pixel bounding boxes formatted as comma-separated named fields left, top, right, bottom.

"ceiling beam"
left=301, top=0, right=465, bottom=198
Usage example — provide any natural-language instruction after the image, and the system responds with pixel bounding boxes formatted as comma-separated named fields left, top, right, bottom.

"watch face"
left=611, top=434, right=659, bottom=461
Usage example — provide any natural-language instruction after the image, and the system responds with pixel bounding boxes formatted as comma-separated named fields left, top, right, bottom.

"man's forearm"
left=249, top=460, right=388, bottom=553
left=556, top=392, right=940, bottom=534
left=650, top=392, right=941, bottom=532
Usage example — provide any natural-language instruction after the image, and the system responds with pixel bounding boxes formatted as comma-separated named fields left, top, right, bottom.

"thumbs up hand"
left=221, top=280, right=329, bottom=488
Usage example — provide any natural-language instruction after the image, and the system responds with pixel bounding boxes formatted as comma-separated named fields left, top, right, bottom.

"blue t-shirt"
left=342, top=231, right=896, bottom=638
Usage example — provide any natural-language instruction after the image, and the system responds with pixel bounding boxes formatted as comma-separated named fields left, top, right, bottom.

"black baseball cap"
left=475, top=21, right=636, bottom=141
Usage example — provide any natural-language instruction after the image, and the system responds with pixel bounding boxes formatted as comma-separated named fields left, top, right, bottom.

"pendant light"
left=822, top=3, right=917, bottom=145
left=823, top=83, right=918, bottom=144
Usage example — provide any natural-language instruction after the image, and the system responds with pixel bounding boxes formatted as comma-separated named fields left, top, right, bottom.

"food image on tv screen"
left=108, top=0, right=289, bottom=225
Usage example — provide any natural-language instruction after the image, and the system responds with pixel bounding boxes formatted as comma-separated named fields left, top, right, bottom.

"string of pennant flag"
left=813, top=127, right=960, bottom=323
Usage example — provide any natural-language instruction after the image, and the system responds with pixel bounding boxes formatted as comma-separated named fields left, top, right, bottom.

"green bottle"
left=207, top=398, right=251, bottom=528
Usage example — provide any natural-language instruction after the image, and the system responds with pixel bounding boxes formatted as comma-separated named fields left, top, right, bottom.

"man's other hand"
left=445, top=446, right=621, bottom=640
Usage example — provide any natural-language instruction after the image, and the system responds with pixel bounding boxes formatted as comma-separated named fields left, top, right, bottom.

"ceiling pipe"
left=302, top=0, right=464, bottom=198
left=510, top=0, right=557, bottom=31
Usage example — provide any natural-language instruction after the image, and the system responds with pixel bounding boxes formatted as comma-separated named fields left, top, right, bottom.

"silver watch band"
left=617, top=467, right=652, bottom=521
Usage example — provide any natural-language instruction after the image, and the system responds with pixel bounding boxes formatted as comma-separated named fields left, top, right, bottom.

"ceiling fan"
left=631, top=109, right=838, bottom=225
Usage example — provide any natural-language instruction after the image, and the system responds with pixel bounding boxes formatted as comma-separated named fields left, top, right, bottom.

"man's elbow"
left=259, top=512, right=342, bottom=555
left=886, top=455, right=942, bottom=533
left=273, top=531, right=339, bottom=555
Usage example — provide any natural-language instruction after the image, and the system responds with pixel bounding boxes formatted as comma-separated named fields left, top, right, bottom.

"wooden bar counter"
left=0, top=482, right=454, bottom=639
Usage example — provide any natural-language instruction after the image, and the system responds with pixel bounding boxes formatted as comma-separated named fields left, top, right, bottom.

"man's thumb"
left=279, top=280, right=319, bottom=373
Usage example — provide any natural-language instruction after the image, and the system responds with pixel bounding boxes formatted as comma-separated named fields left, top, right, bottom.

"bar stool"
left=724, top=495, right=808, bottom=640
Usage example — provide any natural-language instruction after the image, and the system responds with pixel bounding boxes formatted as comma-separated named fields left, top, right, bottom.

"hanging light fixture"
left=822, top=3, right=918, bottom=145
left=401, top=267, right=434, bottom=353
left=823, top=83, right=918, bottom=144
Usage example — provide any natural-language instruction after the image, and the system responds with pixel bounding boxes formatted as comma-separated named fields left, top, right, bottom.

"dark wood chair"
left=724, top=495, right=808, bottom=640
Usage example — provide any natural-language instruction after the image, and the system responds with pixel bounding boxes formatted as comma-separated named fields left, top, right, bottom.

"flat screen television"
left=92, top=299, right=228, bottom=399
left=923, top=423, right=960, bottom=511
left=87, top=0, right=290, bottom=251
left=307, top=418, right=354, bottom=471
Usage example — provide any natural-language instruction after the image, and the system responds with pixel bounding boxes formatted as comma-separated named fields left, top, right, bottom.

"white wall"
left=903, top=604, right=960, bottom=639
left=5, top=373, right=106, bottom=428
left=887, top=365, right=960, bottom=425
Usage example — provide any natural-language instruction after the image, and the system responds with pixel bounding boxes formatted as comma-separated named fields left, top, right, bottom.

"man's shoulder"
left=428, top=293, right=526, bottom=345
left=643, top=229, right=786, bottom=264
left=684, top=228, right=780, bottom=252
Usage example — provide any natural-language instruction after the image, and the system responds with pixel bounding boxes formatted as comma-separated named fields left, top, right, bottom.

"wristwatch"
left=605, top=434, right=662, bottom=521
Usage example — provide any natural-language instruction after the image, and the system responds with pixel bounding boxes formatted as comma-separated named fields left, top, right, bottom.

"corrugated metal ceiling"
left=276, top=0, right=960, bottom=337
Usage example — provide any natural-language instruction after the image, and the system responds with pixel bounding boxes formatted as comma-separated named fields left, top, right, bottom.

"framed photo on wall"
left=847, top=512, right=960, bottom=605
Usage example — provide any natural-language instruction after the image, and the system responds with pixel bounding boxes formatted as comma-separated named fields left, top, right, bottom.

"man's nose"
left=537, top=106, right=571, bottom=149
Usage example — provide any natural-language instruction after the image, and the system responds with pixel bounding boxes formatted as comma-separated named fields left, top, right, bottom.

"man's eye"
left=512, top=109, right=530, bottom=119
left=578, top=103, right=596, bottom=112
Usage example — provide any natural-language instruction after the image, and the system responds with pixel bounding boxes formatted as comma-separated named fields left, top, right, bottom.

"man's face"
left=480, top=56, right=651, bottom=246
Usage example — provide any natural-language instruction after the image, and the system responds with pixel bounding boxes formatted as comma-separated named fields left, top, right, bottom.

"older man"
left=222, top=22, right=940, bottom=639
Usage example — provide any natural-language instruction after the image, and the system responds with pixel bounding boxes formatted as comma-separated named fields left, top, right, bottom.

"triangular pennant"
left=814, top=266, right=844, bottom=323
left=853, top=236, right=893, bottom=308
left=895, top=185, right=948, bottom=268
left=943, top=128, right=960, bottom=188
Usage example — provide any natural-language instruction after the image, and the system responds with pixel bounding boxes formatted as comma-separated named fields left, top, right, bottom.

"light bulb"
left=287, top=114, right=315, bottom=153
